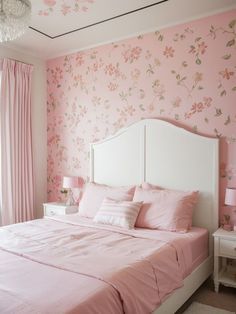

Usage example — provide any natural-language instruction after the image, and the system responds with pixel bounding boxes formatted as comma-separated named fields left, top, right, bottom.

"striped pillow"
left=94, top=198, right=142, bottom=229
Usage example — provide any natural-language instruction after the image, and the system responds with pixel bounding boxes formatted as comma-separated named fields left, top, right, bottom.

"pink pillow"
left=94, top=198, right=143, bottom=229
left=141, top=182, right=162, bottom=190
left=134, top=186, right=198, bottom=232
left=79, top=182, right=135, bottom=218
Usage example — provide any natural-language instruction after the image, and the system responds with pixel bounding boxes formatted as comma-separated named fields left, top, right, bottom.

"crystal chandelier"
left=0, top=0, right=31, bottom=43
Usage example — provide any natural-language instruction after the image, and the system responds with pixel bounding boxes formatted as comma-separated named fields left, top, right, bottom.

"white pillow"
left=94, top=198, right=142, bottom=229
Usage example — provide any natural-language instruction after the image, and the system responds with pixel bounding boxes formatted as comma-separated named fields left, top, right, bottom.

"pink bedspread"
left=0, top=216, right=207, bottom=314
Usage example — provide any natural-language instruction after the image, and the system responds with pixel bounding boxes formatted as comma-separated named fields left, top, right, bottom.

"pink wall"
left=47, top=10, right=236, bottom=223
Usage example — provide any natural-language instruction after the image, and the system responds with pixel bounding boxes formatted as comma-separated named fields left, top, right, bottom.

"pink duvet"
left=0, top=215, right=207, bottom=314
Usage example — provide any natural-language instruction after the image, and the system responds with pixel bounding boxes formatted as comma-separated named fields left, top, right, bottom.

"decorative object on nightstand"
left=62, top=176, right=80, bottom=205
left=222, top=214, right=231, bottom=231
left=43, top=202, right=78, bottom=217
left=213, top=228, right=236, bottom=293
left=225, top=187, right=236, bottom=231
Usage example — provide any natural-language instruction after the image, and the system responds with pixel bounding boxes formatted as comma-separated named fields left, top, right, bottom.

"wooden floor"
left=176, top=278, right=236, bottom=313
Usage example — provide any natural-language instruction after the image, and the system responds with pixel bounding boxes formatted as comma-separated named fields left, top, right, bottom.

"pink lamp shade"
left=225, top=188, right=236, bottom=206
left=62, top=176, right=79, bottom=189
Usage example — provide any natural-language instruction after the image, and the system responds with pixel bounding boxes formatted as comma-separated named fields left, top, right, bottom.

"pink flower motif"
left=75, top=137, right=85, bottom=150
left=163, top=46, right=175, bottom=58
left=53, top=175, right=61, bottom=189
left=193, top=72, right=203, bottom=83
left=104, top=64, right=120, bottom=77
left=124, top=105, right=135, bottom=115
left=197, top=42, right=207, bottom=54
left=75, top=54, right=84, bottom=66
left=219, top=68, right=234, bottom=80
left=184, top=97, right=212, bottom=119
left=108, top=82, right=118, bottom=91
left=123, top=47, right=142, bottom=63
left=61, top=4, right=71, bottom=15
left=44, top=0, right=56, bottom=7
left=131, top=68, right=141, bottom=80
left=48, top=134, right=60, bottom=146
left=172, top=97, right=181, bottom=108
left=92, top=62, right=99, bottom=72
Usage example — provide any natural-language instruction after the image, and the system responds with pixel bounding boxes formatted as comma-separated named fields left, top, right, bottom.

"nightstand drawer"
left=43, top=203, right=78, bottom=216
left=45, top=206, right=66, bottom=216
left=220, top=239, right=236, bottom=257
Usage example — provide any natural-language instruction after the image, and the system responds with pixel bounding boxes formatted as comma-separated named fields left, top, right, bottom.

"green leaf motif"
left=229, top=20, right=236, bottom=29
left=220, top=90, right=226, bottom=97
left=215, top=108, right=222, bottom=117
left=139, top=104, right=145, bottom=111
left=196, top=58, right=201, bottom=65
left=226, top=39, right=235, bottom=47
left=224, top=115, right=230, bottom=125
left=222, top=54, right=231, bottom=60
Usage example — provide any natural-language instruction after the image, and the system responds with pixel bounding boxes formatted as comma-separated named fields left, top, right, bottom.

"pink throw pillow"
left=94, top=198, right=143, bottom=229
left=141, top=182, right=162, bottom=190
left=134, top=186, right=198, bottom=232
left=79, top=182, right=135, bottom=218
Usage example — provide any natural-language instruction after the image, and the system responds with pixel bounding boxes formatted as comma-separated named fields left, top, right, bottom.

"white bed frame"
left=90, top=119, right=219, bottom=314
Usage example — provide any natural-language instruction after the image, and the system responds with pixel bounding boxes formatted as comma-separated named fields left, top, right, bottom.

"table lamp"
left=225, top=187, right=236, bottom=231
left=62, top=176, right=79, bottom=205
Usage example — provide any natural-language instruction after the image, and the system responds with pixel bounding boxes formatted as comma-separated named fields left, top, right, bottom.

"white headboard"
left=90, top=119, right=219, bottom=241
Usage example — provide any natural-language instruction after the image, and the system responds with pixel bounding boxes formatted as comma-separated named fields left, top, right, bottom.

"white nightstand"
left=213, top=228, right=236, bottom=292
left=43, top=202, right=78, bottom=217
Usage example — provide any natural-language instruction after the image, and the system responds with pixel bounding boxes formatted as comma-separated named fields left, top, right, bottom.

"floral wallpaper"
left=39, top=0, right=94, bottom=16
left=47, top=9, right=236, bottom=221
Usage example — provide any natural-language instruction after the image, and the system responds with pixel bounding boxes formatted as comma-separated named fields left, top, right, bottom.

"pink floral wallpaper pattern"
left=39, top=0, right=94, bottom=16
left=47, top=9, right=236, bottom=220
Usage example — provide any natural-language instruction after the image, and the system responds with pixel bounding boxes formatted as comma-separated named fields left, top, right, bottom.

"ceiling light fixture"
left=0, top=0, right=31, bottom=43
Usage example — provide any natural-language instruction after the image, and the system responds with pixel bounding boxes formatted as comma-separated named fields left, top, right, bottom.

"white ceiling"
left=2, top=0, right=236, bottom=60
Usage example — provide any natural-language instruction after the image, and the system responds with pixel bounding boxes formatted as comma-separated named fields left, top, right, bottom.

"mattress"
left=0, top=215, right=208, bottom=314
left=136, top=225, right=209, bottom=276
left=188, top=227, right=209, bottom=271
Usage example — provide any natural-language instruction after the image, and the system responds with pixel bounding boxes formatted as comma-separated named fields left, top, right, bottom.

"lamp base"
left=66, top=189, right=75, bottom=206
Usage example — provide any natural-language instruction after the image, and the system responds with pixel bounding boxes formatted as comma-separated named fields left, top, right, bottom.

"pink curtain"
left=0, top=58, right=34, bottom=225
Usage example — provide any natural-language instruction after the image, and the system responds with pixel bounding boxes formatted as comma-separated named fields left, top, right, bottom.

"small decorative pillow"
left=94, top=198, right=143, bottom=229
left=79, top=182, right=135, bottom=218
left=134, top=186, right=198, bottom=232
left=141, top=182, right=162, bottom=190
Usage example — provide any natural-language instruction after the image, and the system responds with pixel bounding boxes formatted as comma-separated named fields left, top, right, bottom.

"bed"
left=0, top=118, right=219, bottom=313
